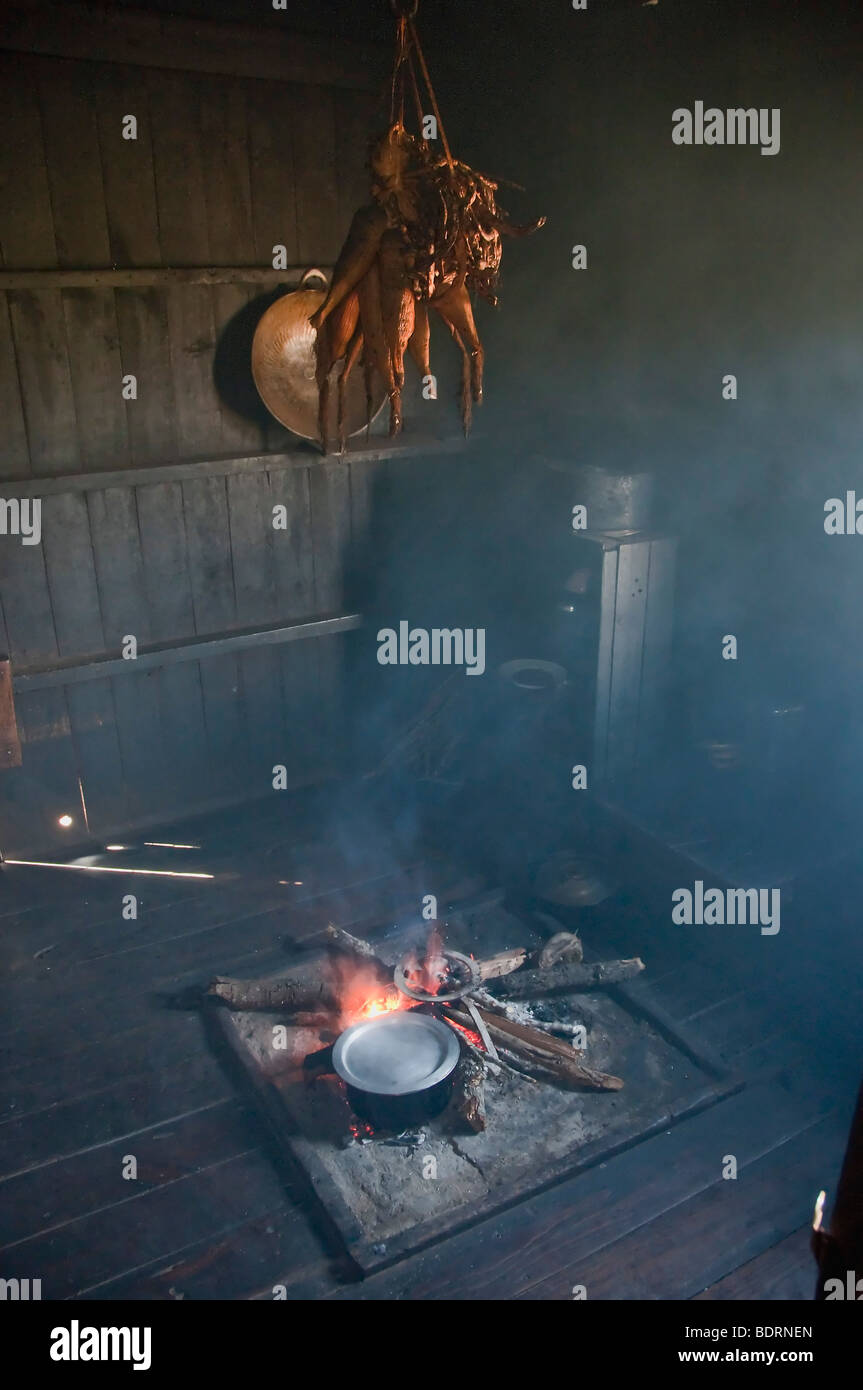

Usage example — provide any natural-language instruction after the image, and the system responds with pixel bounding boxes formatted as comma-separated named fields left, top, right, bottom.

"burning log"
left=443, top=1005, right=623, bottom=1091
left=206, top=967, right=336, bottom=1013
left=493, top=956, right=645, bottom=1000
left=452, top=1055, right=486, bottom=1133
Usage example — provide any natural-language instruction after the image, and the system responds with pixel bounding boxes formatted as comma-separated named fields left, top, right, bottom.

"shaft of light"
left=3, top=859, right=213, bottom=879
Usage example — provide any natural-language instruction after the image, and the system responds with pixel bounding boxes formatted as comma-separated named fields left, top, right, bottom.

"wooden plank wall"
left=0, top=453, right=376, bottom=855
left=0, top=50, right=375, bottom=474
left=0, top=25, right=382, bottom=855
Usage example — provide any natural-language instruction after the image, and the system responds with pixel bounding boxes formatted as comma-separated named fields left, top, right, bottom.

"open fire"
left=208, top=915, right=644, bottom=1137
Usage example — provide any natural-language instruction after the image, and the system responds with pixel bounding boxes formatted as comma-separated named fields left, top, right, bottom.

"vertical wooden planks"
left=0, top=497, right=76, bottom=853
left=7, top=289, right=80, bottom=477
left=269, top=463, right=321, bottom=784
left=0, top=53, right=58, bottom=270
left=87, top=486, right=166, bottom=824
left=0, top=53, right=54, bottom=481
left=10, top=689, right=80, bottom=852
left=148, top=69, right=222, bottom=460
left=96, top=62, right=178, bottom=466
left=61, top=288, right=129, bottom=472
left=334, top=87, right=375, bottom=238
left=0, top=528, right=57, bottom=667
left=182, top=475, right=245, bottom=798
left=247, top=78, right=299, bottom=269
left=269, top=465, right=316, bottom=620
left=135, top=480, right=210, bottom=809
left=290, top=84, right=341, bottom=265
left=38, top=58, right=129, bottom=473
left=0, top=658, right=22, bottom=768
left=198, top=74, right=261, bottom=457
left=0, top=296, right=30, bottom=480
left=94, top=64, right=162, bottom=269
left=227, top=470, right=287, bottom=796
left=40, top=492, right=127, bottom=832
left=113, top=288, right=177, bottom=466
left=310, top=462, right=351, bottom=615
left=307, top=461, right=351, bottom=775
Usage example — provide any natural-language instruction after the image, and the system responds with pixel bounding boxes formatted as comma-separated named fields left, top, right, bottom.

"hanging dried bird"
left=310, top=5, right=544, bottom=453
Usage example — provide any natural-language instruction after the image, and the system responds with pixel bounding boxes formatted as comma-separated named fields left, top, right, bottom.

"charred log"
left=493, top=957, right=645, bottom=999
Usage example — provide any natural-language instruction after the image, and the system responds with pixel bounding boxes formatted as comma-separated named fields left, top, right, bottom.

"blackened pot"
left=345, top=1073, right=456, bottom=1130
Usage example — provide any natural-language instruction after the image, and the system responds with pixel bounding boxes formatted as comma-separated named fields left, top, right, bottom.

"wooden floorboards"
left=0, top=784, right=857, bottom=1301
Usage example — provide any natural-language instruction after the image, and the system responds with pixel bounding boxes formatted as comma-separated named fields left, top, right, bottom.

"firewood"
left=326, top=925, right=524, bottom=987
left=441, top=1016, right=521, bottom=1082
left=476, top=947, right=528, bottom=980
left=495, top=1045, right=563, bottom=1086
left=452, top=1056, right=486, bottom=1132
left=206, top=968, right=336, bottom=1013
left=443, top=1005, right=623, bottom=1091
left=325, top=924, right=393, bottom=973
left=492, top=956, right=645, bottom=999
left=471, top=987, right=588, bottom=1041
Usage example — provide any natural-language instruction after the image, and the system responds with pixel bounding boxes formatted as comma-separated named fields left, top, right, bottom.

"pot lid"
left=534, top=850, right=615, bottom=908
left=332, top=1011, right=459, bottom=1096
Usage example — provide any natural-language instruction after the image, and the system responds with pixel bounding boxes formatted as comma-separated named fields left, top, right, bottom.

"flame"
left=357, top=992, right=403, bottom=1020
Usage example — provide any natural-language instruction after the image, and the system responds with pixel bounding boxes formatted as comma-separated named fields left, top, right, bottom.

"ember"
left=443, top=1016, right=485, bottom=1051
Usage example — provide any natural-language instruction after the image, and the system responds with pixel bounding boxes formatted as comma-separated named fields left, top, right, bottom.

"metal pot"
left=537, top=458, right=655, bottom=533
left=251, top=268, right=387, bottom=443
left=332, top=1010, right=460, bottom=1130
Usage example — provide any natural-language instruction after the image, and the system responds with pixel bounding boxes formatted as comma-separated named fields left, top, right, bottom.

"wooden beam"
left=0, top=657, right=23, bottom=766
left=12, top=614, right=364, bottom=692
left=0, top=435, right=469, bottom=498
left=0, top=266, right=331, bottom=290
left=1, top=2, right=387, bottom=91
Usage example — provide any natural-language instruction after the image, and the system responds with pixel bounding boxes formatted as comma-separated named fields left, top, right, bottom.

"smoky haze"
left=338, top=0, right=863, bottom=1042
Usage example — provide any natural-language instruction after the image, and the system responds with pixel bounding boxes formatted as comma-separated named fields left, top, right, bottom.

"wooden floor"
left=0, top=782, right=856, bottom=1301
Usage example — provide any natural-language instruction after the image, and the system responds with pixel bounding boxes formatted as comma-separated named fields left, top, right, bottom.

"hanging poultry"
left=310, top=6, right=545, bottom=453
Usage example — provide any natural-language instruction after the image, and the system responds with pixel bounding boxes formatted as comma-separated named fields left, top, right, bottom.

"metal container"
left=538, top=459, right=655, bottom=533
left=332, top=1010, right=460, bottom=1129
left=251, top=268, right=386, bottom=443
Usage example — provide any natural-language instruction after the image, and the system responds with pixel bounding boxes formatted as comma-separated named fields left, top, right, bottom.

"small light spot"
left=58, top=815, right=74, bottom=828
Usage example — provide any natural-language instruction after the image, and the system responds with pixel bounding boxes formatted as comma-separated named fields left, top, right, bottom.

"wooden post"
left=0, top=656, right=22, bottom=768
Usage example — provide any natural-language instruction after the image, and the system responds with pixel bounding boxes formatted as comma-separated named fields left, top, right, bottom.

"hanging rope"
left=407, top=16, right=454, bottom=170
left=389, top=14, right=409, bottom=125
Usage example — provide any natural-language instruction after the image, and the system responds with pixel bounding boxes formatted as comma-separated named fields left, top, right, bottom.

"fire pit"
left=332, top=1011, right=460, bottom=1128
left=209, top=894, right=736, bottom=1274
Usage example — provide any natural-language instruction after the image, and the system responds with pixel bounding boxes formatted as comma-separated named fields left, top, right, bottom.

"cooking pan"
left=251, top=268, right=387, bottom=444
left=332, top=1010, right=460, bottom=1129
